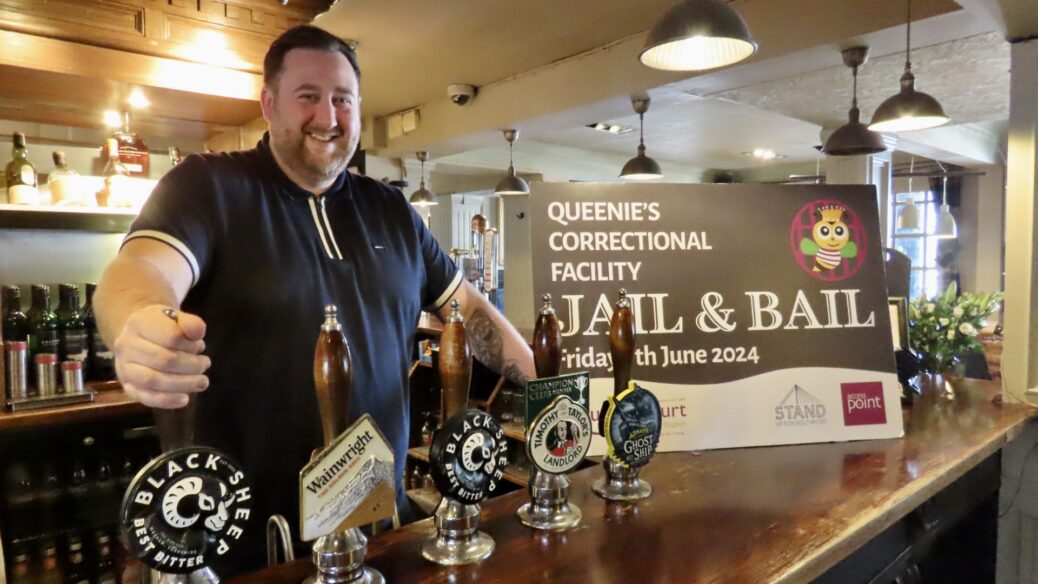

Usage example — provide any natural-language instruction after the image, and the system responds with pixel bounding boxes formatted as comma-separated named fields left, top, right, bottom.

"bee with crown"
left=800, top=204, right=859, bottom=272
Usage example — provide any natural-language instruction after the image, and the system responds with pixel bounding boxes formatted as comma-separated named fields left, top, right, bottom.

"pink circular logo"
left=789, top=199, right=868, bottom=282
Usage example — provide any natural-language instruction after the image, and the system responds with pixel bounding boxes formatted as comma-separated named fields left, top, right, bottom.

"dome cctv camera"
left=448, top=84, right=477, bottom=106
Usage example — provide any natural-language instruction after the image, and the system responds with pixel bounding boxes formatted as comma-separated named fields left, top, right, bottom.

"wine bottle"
left=38, top=542, right=62, bottom=584
left=3, top=285, right=29, bottom=341
left=84, top=283, right=115, bottom=381
left=95, top=532, right=118, bottom=584
left=110, top=111, right=149, bottom=178
left=66, top=538, right=90, bottom=584
left=28, top=284, right=61, bottom=377
left=8, top=550, right=32, bottom=584
left=48, top=150, right=82, bottom=206
left=56, top=284, right=88, bottom=364
left=5, top=132, right=39, bottom=205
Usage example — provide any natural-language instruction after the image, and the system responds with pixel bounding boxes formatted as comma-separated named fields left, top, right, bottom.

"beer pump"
left=302, top=305, right=394, bottom=584
left=120, top=309, right=252, bottom=584
left=421, top=300, right=507, bottom=565
left=517, top=294, right=589, bottom=531
left=592, top=289, right=661, bottom=501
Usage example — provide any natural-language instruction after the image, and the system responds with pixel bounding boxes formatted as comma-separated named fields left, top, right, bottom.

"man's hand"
left=114, top=304, right=211, bottom=409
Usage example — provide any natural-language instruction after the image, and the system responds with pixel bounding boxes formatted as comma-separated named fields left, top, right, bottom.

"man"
left=95, top=25, right=534, bottom=576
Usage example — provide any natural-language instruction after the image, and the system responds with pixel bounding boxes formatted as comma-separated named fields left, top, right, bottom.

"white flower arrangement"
left=908, top=283, right=1003, bottom=374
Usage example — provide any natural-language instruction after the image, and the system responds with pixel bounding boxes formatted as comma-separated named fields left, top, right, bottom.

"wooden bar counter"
left=233, top=380, right=1036, bottom=583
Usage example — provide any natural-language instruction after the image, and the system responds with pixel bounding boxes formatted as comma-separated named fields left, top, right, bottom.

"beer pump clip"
left=591, top=289, right=662, bottom=502
left=120, top=309, right=252, bottom=584
left=422, top=300, right=508, bottom=565
left=301, top=305, right=395, bottom=584
left=517, top=294, right=590, bottom=531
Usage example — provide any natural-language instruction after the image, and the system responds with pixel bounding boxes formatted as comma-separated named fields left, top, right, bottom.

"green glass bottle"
left=56, top=284, right=88, bottom=363
left=2, top=285, right=28, bottom=341
left=27, top=284, right=60, bottom=362
left=84, top=283, right=115, bottom=380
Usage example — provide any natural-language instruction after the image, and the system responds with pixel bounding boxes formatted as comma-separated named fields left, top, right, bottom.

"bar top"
left=233, top=379, right=1036, bottom=584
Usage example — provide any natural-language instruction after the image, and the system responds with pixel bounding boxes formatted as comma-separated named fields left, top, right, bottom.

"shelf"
left=500, top=421, right=526, bottom=442
left=405, top=488, right=442, bottom=515
left=0, top=386, right=148, bottom=433
left=408, top=445, right=430, bottom=463
left=0, top=204, right=137, bottom=232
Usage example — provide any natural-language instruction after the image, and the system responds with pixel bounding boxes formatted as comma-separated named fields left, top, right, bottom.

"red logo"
left=789, top=199, right=868, bottom=282
left=840, top=382, right=886, bottom=426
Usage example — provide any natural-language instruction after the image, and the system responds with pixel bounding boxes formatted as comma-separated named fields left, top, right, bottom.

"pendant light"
left=620, top=97, right=664, bottom=181
left=640, top=0, right=758, bottom=71
left=823, top=47, right=887, bottom=156
left=868, top=0, right=949, bottom=132
left=933, top=175, right=957, bottom=238
left=495, top=129, right=529, bottom=195
left=409, top=151, right=438, bottom=206
left=896, top=156, right=920, bottom=231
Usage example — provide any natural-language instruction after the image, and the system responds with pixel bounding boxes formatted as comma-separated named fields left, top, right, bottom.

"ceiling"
left=314, top=0, right=1025, bottom=179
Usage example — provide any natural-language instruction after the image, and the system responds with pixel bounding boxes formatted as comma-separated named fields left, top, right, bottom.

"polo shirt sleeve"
left=123, top=155, right=215, bottom=288
left=410, top=205, right=462, bottom=312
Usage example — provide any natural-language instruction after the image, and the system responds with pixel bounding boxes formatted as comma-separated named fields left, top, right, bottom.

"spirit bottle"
left=110, top=111, right=149, bottom=178
left=96, top=138, right=130, bottom=207
left=84, top=283, right=115, bottom=380
left=3, top=285, right=29, bottom=341
left=5, top=132, right=38, bottom=204
left=38, top=543, right=62, bottom=584
left=48, top=150, right=82, bottom=206
left=57, top=284, right=88, bottom=363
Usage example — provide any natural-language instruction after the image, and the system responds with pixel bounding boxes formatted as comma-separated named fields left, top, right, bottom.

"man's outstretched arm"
left=437, top=281, right=535, bottom=385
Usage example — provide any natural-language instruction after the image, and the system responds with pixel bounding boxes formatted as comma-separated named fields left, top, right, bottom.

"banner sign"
left=528, top=183, right=903, bottom=454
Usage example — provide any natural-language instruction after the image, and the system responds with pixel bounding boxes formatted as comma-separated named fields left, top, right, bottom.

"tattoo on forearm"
left=466, top=308, right=504, bottom=372
left=502, top=361, right=529, bottom=386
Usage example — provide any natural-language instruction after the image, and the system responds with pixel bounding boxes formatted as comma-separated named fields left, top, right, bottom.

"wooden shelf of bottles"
left=0, top=383, right=148, bottom=434
left=0, top=204, right=137, bottom=233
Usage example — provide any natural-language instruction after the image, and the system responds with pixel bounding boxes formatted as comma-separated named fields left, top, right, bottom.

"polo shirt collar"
left=256, top=132, right=352, bottom=201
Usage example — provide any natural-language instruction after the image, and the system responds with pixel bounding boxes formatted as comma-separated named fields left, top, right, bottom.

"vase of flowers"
left=908, top=283, right=1004, bottom=383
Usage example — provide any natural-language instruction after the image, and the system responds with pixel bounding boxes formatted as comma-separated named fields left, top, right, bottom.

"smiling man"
left=94, top=25, right=534, bottom=576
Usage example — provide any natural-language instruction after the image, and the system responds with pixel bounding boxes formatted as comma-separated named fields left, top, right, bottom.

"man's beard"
left=270, top=124, right=356, bottom=188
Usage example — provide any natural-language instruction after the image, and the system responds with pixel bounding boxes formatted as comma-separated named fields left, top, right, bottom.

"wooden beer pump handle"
left=609, top=289, right=636, bottom=396
left=533, top=294, right=562, bottom=379
left=438, top=299, right=472, bottom=425
left=314, top=304, right=353, bottom=447
left=154, top=308, right=196, bottom=452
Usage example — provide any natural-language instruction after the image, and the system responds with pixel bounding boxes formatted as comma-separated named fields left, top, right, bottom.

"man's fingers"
left=128, top=307, right=205, bottom=354
left=123, top=382, right=190, bottom=409
left=121, top=341, right=211, bottom=375
left=176, top=311, right=207, bottom=343
left=120, top=362, right=208, bottom=395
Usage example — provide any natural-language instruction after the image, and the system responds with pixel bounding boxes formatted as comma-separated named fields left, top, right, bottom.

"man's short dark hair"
left=264, top=25, right=360, bottom=89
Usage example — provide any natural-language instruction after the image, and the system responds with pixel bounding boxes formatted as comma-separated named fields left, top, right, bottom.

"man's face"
left=556, top=424, right=568, bottom=440
left=261, top=48, right=360, bottom=191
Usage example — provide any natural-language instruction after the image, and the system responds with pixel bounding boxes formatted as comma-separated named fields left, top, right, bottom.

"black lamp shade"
left=640, top=0, right=758, bottom=71
left=823, top=107, right=887, bottom=156
left=409, top=183, right=438, bottom=206
left=620, top=151, right=663, bottom=180
left=495, top=166, right=530, bottom=195
left=869, top=72, right=949, bottom=132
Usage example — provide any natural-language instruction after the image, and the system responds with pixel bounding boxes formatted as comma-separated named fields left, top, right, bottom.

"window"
left=889, top=190, right=946, bottom=299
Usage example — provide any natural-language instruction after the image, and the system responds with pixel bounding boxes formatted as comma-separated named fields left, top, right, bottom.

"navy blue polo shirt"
left=125, top=135, right=461, bottom=574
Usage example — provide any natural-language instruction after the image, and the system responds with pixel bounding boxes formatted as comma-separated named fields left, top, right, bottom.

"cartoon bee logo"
left=800, top=205, right=858, bottom=272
